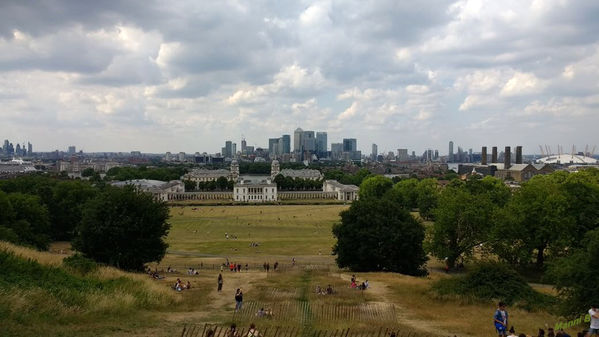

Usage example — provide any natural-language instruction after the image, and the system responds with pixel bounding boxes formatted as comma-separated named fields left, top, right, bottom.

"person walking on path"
left=235, top=288, right=243, bottom=311
left=217, top=273, right=223, bottom=292
left=587, top=305, right=599, bottom=337
left=494, top=301, right=509, bottom=337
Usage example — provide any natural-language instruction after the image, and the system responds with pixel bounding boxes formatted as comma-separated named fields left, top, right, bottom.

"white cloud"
left=500, top=72, right=544, bottom=96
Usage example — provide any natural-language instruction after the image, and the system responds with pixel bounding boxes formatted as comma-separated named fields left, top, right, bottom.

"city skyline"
left=1, top=1, right=599, bottom=153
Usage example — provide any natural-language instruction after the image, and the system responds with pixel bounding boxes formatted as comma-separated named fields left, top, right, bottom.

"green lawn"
left=166, top=205, right=348, bottom=257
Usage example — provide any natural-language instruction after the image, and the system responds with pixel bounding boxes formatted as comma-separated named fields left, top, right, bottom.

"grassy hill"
left=0, top=241, right=179, bottom=337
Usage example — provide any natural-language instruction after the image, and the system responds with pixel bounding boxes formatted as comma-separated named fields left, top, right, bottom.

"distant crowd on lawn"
left=494, top=302, right=599, bottom=337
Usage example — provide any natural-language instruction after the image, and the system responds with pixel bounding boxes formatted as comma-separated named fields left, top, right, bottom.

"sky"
left=0, top=0, right=598, bottom=155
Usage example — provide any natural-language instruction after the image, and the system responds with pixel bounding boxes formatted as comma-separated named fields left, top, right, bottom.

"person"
left=274, top=261, right=278, bottom=271
left=538, top=328, right=545, bottom=337
left=228, top=324, right=239, bottom=337
left=292, top=257, right=295, bottom=266
left=588, top=305, right=599, bottom=337
left=186, top=281, right=192, bottom=289
left=247, top=323, right=259, bottom=337
left=256, top=307, right=265, bottom=317
left=494, top=302, right=508, bottom=337
left=351, top=280, right=357, bottom=288
left=507, top=327, right=517, bottom=337
left=326, top=284, right=333, bottom=295
left=206, top=329, right=215, bottom=337
left=235, top=288, right=243, bottom=311
left=218, top=273, right=223, bottom=292
left=364, top=280, right=369, bottom=289
left=351, top=274, right=356, bottom=283
left=266, top=263, right=270, bottom=272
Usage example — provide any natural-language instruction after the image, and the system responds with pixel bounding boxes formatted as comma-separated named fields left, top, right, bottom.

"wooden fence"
left=180, top=324, right=441, bottom=337
left=232, top=301, right=397, bottom=325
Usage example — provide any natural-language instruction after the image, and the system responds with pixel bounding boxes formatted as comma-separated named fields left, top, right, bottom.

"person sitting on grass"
left=350, top=280, right=357, bottom=288
left=326, top=284, right=334, bottom=294
left=256, top=308, right=265, bottom=317
left=507, top=326, right=517, bottom=337
left=493, top=301, right=508, bottom=337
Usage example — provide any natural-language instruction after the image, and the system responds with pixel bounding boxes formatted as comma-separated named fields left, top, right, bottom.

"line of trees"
left=105, top=166, right=188, bottom=181
left=334, top=169, right=599, bottom=313
left=0, top=174, right=170, bottom=271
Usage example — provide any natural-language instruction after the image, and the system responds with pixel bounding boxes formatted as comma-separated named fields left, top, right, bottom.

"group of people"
left=255, top=307, right=274, bottom=318
left=187, top=267, right=200, bottom=275
left=145, top=267, right=164, bottom=280
left=350, top=275, right=369, bottom=290
left=262, top=262, right=279, bottom=272
left=172, top=278, right=192, bottom=292
left=217, top=323, right=260, bottom=337
left=226, top=262, right=247, bottom=272
left=495, top=302, right=599, bottom=337
left=225, top=232, right=238, bottom=240
left=315, top=284, right=335, bottom=295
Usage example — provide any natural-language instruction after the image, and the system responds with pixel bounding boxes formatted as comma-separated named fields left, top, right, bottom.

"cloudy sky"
left=1, top=0, right=598, bottom=155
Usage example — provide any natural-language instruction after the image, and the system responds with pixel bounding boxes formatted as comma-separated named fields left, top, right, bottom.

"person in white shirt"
left=588, top=305, right=599, bottom=337
left=507, top=326, right=517, bottom=337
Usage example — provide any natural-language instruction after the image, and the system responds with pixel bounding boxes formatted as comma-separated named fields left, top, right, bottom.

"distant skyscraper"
left=371, top=143, right=378, bottom=160
left=232, top=143, right=237, bottom=157
left=27, top=142, right=32, bottom=155
left=241, top=139, right=247, bottom=153
left=68, top=146, right=76, bottom=154
left=342, top=138, right=357, bottom=152
left=449, top=141, right=454, bottom=163
left=398, top=149, right=409, bottom=161
left=316, top=132, right=327, bottom=157
left=331, top=143, right=343, bottom=160
left=281, top=135, right=291, bottom=154
left=303, top=131, right=315, bottom=152
left=269, top=138, right=280, bottom=157
left=293, top=128, right=304, bottom=153
left=224, top=141, right=233, bottom=158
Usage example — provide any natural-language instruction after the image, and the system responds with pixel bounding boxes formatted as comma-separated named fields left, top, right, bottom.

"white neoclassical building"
left=234, top=177, right=278, bottom=203
left=323, top=180, right=359, bottom=201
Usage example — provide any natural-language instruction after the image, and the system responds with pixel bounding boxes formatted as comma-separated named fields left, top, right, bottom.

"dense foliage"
left=324, top=168, right=371, bottom=186
left=547, top=228, right=599, bottom=315
left=332, top=193, right=427, bottom=276
left=105, top=166, right=188, bottom=181
left=433, top=262, right=554, bottom=310
left=73, top=186, right=171, bottom=271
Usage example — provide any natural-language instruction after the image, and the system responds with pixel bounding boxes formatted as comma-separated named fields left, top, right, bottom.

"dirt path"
left=336, top=273, right=474, bottom=337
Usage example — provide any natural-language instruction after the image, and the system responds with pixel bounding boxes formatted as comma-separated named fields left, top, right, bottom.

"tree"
left=489, top=174, right=574, bottom=269
left=183, top=180, right=196, bottom=191
left=49, top=180, right=98, bottom=241
left=547, top=228, right=599, bottom=315
left=393, top=178, right=419, bottom=209
left=216, top=176, right=229, bottom=191
left=415, top=178, right=439, bottom=220
left=332, top=195, right=427, bottom=275
left=7, top=193, right=51, bottom=250
left=427, top=182, right=496, bottom=268
left=359, top=176, right=393, bottom=200
left=81, top=167, right=95, bottom=177
left=0, top=191, right=18, bottom=244
left=73, top=186, right=171, bottom=271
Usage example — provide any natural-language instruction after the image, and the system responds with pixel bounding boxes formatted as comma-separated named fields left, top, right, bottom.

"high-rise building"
left=316, top=132, right=327, bottom=158
left=342, top=138, right=357, bottom=152
left=281, top=135, right=291, bottom=154
left=449, top=141, right=454, bottom=163
left=223, top=141, right=233, bottom=158
left=397, top=149, right=409, bottom=161
left=241, top=139, right=247, bottom=154
left=371, top=143, right=378, bottom=160
left=268, top=138, right=280, bottom=157
left=331, top=143, right=343, bottom=160
left=303, top=131, right=315, bottom=152
left=232, top=143, right=237, bottom=157
left=27, top=142, right=32, bottom=155
left=293, top=128, right=304, bottom=153
left=68, top=146, right=76, bottom=154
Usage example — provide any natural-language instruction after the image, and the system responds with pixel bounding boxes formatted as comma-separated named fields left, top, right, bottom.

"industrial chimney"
left=492, top=147, right=498, bottom=163
left=482, top=146, right=487, bottom=165
left=516, top=146, right=523, bottom=164
left=504, top=146, right=511, bottom=169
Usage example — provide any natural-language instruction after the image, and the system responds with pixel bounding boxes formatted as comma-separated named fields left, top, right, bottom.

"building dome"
left=537, top=154, right=597, bottom=165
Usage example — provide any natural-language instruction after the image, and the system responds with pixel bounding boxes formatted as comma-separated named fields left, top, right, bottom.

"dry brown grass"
left=0, top=240, right=65, bottom=266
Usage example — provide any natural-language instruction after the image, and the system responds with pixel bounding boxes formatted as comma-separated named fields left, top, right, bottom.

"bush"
left=432, top=262, right=555, bottom=310
left=62, top=254, right=98, bottom=275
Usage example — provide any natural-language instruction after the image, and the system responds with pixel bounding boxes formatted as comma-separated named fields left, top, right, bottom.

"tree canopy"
left=73, top=186, right=171, bottom=271
left=333, top=195, right=427, bottom=275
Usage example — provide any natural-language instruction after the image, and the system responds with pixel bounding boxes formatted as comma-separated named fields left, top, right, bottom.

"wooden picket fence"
left=232, top=301, right=397, bottom=324
left=180, top=324, right=439, bottom=337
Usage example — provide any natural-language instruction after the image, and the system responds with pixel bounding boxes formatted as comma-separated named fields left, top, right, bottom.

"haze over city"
left=1, top=1, right=598, bottom=153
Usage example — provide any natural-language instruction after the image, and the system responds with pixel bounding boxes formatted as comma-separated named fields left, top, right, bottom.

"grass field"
left=2, top=205, right=578, bottom=337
